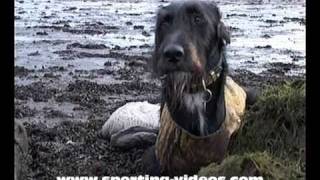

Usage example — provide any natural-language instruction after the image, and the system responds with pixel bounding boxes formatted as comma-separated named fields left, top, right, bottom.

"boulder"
left=101, top=101, right=160, bottom=138
left=14, top=120, right=29, bottom=180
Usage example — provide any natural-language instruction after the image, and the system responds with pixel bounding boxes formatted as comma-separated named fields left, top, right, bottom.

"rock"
left=36, top=31, right=48, bottom=35
left=15, top=121, right=29, bottom=180
left=125, top=21, right=133, bottom=26
left=27, top=51, right=40, bottom=56
left=262, top=34, right=271, bottom=38
left=101, top=101, right=160, bottom=138
left=14, top=66, right=34, bottom=77
left=127, top=59, right=146, bottom=67
left=104, top=61, right=112, bottom=66
left=112, top=45, right=121, bottom=50
left=64, top=7, right=77, bottom=11
left=265, top=19, right=278, bottom=23
left=226, top=13, right=247, bottom=17
left=110, top=126, right=158, bottom=150
left=66, top=42, right=107, bottom=49
left=255, top=45, right=272, bottom=49
left=142, top=31, right=151, bottom=37
left=133, top=25, right=144, bottom=30
left=66, top=140, right=76, bottom=145
left=139, top=44, right=151, bottom=48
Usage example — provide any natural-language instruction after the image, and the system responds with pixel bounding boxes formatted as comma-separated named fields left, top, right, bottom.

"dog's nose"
left=163, top=45, right=184, bottom=63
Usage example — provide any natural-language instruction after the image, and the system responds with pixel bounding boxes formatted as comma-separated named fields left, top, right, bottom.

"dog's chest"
left=155, top=76, right=246, bottom=176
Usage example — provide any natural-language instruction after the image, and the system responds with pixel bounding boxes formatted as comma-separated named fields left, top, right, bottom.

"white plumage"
left=101, top=101, right=160, bottom=138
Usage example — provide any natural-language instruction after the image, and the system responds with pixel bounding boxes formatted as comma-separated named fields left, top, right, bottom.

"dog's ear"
left=217, top=21, right=230, bottom=45
left=207, top=2, right=231, bottom=45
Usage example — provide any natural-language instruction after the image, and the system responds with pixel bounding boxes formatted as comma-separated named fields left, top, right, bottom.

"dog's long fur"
left=152, top=0, right=230, bottom=136
left=142, top=1, right=248, bottom=176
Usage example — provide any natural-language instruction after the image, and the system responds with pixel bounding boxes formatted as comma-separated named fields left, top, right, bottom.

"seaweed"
left=199, top=80, right=306, bottom=179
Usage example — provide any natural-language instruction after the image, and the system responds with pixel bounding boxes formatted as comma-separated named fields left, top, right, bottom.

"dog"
left=144, top=0, right=250, bottom=176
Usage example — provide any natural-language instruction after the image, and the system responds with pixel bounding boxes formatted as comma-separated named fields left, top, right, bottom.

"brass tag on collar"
left=209, top=70, right=219, bottom=82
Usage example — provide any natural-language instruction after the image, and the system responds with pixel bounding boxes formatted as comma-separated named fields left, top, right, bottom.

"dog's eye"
left=158, top=15, right=172, bottom=29
left=162, top=15, right=173, bottom=25
left=193, top=14, right=204, bottom=24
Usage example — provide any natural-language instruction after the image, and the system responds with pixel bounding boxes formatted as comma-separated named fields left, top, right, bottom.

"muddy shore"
left=14, top=0, right=305, bottom=179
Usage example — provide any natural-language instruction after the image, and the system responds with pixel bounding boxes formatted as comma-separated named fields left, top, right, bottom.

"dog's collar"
left=191, top=66, right=222, bottom=91
left=207, top=67, right=222, bottom=85
left=191, top=52, right=224, bottom=90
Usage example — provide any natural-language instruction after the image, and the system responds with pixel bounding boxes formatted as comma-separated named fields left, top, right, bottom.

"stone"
left=14, top=120, right=29, bottom=180
left=101, top=101, right=160, bottom=138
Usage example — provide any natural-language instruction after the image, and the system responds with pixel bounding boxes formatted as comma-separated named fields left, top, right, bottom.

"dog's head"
left=152, top=0, right=230, bottom=80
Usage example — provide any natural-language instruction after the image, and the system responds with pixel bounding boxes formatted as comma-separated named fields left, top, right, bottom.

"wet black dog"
left=143, top=0, right=231, bottom=175
left=143, top=0, right=257, bottom=175
left=152, top=0, right=230, bottom=136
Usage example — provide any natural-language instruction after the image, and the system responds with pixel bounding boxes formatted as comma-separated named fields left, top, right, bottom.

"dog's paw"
left=142, top=145, right=161, bottom=176
left=110, top=126, right=158, bottom=150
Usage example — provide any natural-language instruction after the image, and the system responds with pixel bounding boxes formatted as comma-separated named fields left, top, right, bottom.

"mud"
left=15, top=66, right=35, bottom=77
left=14, top=0, right=305, bottom=178
left=67, top=43, right=108, bottom=50
left=15, top=82, right=59, bottom=102
left=15, top=105, right=37, bottom=119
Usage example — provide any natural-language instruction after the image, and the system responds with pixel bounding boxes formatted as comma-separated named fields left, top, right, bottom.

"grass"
left=198, top=80, right=305, bottom=179
left=198, top=152, right=304, bottom=180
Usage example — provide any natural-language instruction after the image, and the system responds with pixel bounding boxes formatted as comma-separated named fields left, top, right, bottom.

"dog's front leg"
left=142, top=145, right=161, bottom=176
